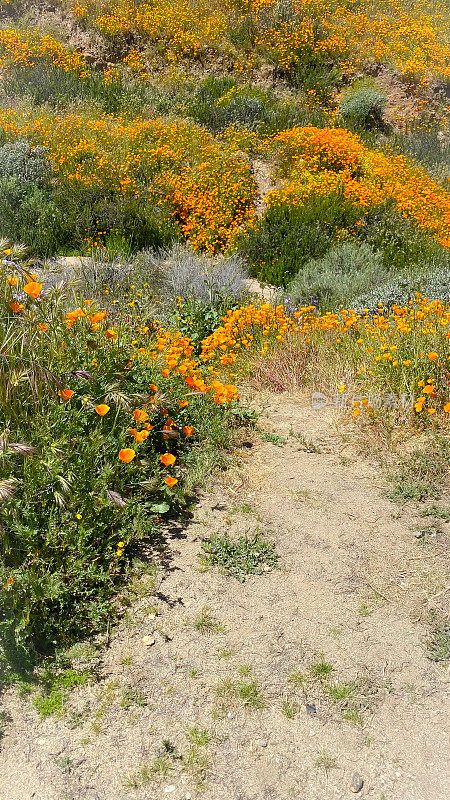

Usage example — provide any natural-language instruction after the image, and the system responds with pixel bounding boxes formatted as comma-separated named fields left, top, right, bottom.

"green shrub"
left=339, top=85, right=387, bottom=129
left=238, top=193, right=365, bottom=286
left=353, top=261, right=450, bottom=312
left=288, top=241, right=387, bottom=310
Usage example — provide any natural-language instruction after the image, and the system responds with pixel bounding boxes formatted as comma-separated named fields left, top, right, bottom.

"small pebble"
left=142, top=635, right=155, bottom=646
left=350, top=773, right=364, bottom=793
left=163, top=786, right=176, bottom=794
left=256, top=739, right=268, bottom=748
left=305, top=703, right=316, bottom=715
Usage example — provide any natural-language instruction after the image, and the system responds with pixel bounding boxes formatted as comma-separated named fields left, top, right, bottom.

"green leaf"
left=150, top=502, right=170, bottom=514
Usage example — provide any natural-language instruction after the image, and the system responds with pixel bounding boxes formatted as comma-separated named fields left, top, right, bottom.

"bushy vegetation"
left=339, top=84, right=387, bottom=130
left=288, top=241, right=387, bottom=310
left=0, top=250, right=259, bottom=674
left=238, top=192, right=364, bottom=286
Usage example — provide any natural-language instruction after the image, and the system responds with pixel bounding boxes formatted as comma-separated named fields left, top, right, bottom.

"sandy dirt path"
left=1, top=392, right=449, bottom=800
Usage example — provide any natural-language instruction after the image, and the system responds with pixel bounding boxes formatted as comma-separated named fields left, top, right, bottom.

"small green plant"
left=281, top=697, right=299, bottom=718
left=309, top=657, right=334, bottom=680
left=260, top=431, right=286, bottom=446
left=120, top=687, right=147, bottom=709
left=216, top=677, right=265, bottom=710
left=287, top=668, right=306, bottom=689
left=427, top=622, right=450, bottom=662
left=325, top=681, right=356, bottom=702
left=237, top=679, right=265, bottom=709
left=291, top=432, right=323, bottom=453
left=32, top=667, right=90, bottom=718
left=420, top=505, right=450, bottom=521
left=193, top=607, right=225, bottom=635
left=186, top=727, right=211, bottom=746
left=199, top=532, right=278, bottom=581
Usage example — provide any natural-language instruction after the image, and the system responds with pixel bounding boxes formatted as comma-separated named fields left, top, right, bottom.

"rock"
left=350, top=773, right=364, bottom=793
left=256, top=739, right=268, bottom=747
left=142, top=635, right=155, bottom=646
left=163, top=786, right=176, bottom=794
left=305, top=703, right=316, bottom=715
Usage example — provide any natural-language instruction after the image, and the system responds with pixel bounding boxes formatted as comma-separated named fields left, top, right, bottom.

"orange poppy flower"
left=37, top=323, right=49, bottom=332
left=129, top=428, right=149, bottom=443
left=427, top=352, right=438, bottom=360
left=59, top=388, right=74, bottom=400
left=23, top=281, right=43, bottom=299
left=183, top=426, right=195, bottom=436
left=165, top=476, right=178, bottom=487
left=9, top=301, right=24, bottom=313
left=105, top=329, right=118, bottom=340
left=118, top=448, right=136, bottom=463
left=133, top=409, right=148, bottom=423
left=149, top=383, right=158, bottom=392
left=160, top=453, right=176, bottom=466
left=89, top=311, right=107, bottom=325
left=95, top=404, right=110, bottom=416
left=444, top=403, right=450, bottom=413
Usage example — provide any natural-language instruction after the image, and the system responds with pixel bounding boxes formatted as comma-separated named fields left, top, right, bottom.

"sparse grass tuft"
left=309, top=657, right=334, bottom=680
left=315, top=750, right=338, bottom=773
left=216, top=676, right=265, bottom=710
left=281, top=697, right=300, bottom=718
left=193, top=607, right=225, bottom=635
left=427, top=622, right=450, bottom=662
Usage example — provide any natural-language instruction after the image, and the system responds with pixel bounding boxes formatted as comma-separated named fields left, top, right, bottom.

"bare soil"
left=1, top=392, right=449, bottom=800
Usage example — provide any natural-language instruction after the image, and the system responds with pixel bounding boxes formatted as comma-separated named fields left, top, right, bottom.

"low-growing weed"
left=309, top=657, right=334, bottom=680
left=387, top=437, right=450, bottom=503
left=199, top=532, right=278, bottom=581
left=259, top=431, right=286, bottom=446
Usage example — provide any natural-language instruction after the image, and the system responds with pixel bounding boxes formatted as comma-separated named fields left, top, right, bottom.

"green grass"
left=199, top=532, right=278, bottom=581
left=420, top=505, right=450, bottom=521
left=281, top=697, right=299, bottom=718
left=309, top=657, right=334, bottom=680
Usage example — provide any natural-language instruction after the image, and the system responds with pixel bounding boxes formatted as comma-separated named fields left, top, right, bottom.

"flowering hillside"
left=0, top=0, right=448, bottom=692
